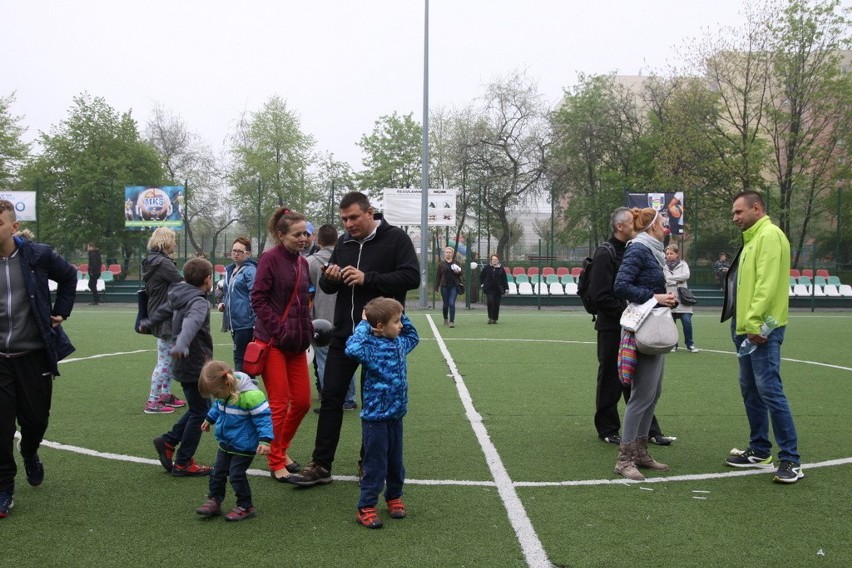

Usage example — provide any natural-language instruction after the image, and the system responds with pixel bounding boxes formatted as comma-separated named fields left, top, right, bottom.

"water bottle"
left=737, top=316, right=780, bottom=358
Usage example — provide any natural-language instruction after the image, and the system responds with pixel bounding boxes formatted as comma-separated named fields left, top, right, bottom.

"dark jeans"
left=209, top=449, right=255, bottom=508
left=88, top=273, right=100, bottom=303
left=231, top=328, right=254, bottom=377
left=358, top=418, right=404, bottom=509
left=0, top=351, right=52, bottom=493
left=673, top=312, right=694, bottom=348
left=162, top=381, right=210, bottom=466
left=595, top=329, right=662, bottom=439
left=486, top=292, right=502, bottom=321
left=312, top=343, right=361, bottom=470
left=440, top=285, right=458, bottom=322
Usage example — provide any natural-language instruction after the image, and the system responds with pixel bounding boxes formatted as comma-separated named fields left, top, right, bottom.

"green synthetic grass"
left=4, top=305, right=852, bottom=567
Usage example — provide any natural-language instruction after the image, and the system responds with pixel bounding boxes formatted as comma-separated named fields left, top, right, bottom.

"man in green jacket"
left=721, top=191, right=802, bottom=483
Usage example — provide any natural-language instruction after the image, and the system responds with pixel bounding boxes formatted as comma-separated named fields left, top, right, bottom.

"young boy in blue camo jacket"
left=344, top=298, right=419, bottom=529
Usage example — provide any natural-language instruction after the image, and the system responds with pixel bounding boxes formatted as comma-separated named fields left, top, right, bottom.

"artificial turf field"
left=4, top=304, right=852, bottom=567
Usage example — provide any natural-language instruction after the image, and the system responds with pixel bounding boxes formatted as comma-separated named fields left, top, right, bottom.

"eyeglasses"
left=231, top=249, right=247, bottom=255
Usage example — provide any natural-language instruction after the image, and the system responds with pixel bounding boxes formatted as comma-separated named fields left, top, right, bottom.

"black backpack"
left=577, top=242, right=616, bottom=318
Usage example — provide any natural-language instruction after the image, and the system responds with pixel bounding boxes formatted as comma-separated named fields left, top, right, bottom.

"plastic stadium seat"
left=532, top=283, right=548, bottom=295
left=828, top=276, right=841, bottom=286
left=214, top=264, right=227, bottom=275
left=514, top=274, right=530, bottom=284
left=814, top=276, right=827, bottom=286
left=530, top=275, right=541, bottom=285
left=560, top=275, right=575, bottom=285
left=101, top=271, right=114, bottom=282
left=789, top=286, right=794, bottom=297
left=816, top=269, right=829, bottom=278
left=518, top=282, right=534, bottom=295
left=78, top=263, right=88, bottom=273
left=839, top=284, right=852, bottom=297
left=813, top=285, right=825, bottom=297
left=556, top=267, right=570, bottom=278
left=565, top=282, right=578, bottom=295
left=503, top=266, right=511, bottom=274
left=798, top=276, right=811, bottom=286
left=792, top=284, right=810, bottom=296
left=48, top=279, right=58, bottom=292
left=527, top=267, right=539, bottom=277
left=544, top=274, right=560, bottom=284
left=542, top=267, right=555, bottom=277
left=824, top=284, right=841, bottom=297
left=512, top=267, right=526, bottom=277
left=801, top=269, right=814, bottom=278
left=76, top=280, right=105, bottom=292
left=108, top=264, right=122, bottom=276
left=549, top=282, right=565, bottom=295
left=507, top=282, right=518, bottom=295
left=789, top=276, right=797, bottom=287
left=570, top=267, right=583, bottom=278
left=789, top=269, right=801, bottom=278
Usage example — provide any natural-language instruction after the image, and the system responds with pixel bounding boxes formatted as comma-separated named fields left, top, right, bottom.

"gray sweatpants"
left=622, top=353, right=665, bottom=443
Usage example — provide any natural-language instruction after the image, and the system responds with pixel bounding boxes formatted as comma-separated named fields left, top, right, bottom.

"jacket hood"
left=235, top=372, right=259, bottom=394
left=142, top=251, right=171, bottom=283
left=166, top=281, right=207, bottom=310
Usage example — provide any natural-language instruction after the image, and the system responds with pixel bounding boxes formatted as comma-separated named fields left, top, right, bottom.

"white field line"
left=426, top=315, right=553, bottom=568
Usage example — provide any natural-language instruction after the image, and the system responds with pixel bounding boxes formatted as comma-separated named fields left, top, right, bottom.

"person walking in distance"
left=86, top=242, right=102, bottom=305
left=722, top=191, right=803, bottom=483
left=288, top=192, right=420, bottom=487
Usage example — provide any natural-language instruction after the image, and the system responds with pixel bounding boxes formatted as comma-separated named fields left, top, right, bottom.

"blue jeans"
left=358, top=418, right=404, bottom=509
left=231, top=328, right=254, bottom=377
left=209, top=449, right=255, bottom=509
left=673, top=313, right=694, bottom=348
left=731, top=323, right=800, bottom=463
left=162, top=381, right=210, bottom=466
left=440, top=286, right=458, bottom=322
left=315, top=345, right=356, bottom=405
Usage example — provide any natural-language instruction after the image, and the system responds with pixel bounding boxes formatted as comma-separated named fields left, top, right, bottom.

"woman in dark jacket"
left=479, top=254, right=509, bottom=324
left=141, top=227, right=185, bottom=414
left=612, top=207, right=678, bottom=481
left=251, top=207, right=313, bottom=482
left=435, top=247, right=463, bottom=327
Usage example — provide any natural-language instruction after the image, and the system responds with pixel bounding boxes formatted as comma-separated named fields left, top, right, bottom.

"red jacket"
left=250, top=245, right=312, bottom=352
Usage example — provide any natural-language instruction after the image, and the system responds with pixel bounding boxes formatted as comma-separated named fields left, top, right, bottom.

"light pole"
left=418, top=0, right=430, bottom=308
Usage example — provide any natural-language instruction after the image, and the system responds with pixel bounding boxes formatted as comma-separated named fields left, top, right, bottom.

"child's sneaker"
left=158, top=393, right=186, bottom=408
left=143, top=401, right=175, bottom=414
left=0, top=492, right=13, bottom=518
left=196, top=498, right=222, bottom=517
left=172, top=459, right=212, bottom=477
left=153, top=437, right=176, bottom=473
left=356, top=506, right=383, bottom=529
left=386, top=498, right=406, bottom=519
left=224, top=506, right=256, bottom=522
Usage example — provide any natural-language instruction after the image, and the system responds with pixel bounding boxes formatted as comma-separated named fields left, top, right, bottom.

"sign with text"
left=627, top=192, right=684, bottom=236
left=0, top=191, right=36, bottom=221
left=124, top=186, right=185, bottom=230
left=382, top=188, right=457, bottom=227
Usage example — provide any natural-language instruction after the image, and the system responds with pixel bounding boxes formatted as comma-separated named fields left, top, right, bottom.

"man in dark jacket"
left=588, top=207, right=671, bottom=446
left=290, top=192, right=420, bottom=486
left=86, top=242, right=102, bottom=305
left=0, top=201, right=77, bottom=518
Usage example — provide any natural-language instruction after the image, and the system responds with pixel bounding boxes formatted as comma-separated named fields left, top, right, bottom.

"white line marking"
left=427, top=314, right=552, bottom=568
left=60, top=349, right=149, bottom=364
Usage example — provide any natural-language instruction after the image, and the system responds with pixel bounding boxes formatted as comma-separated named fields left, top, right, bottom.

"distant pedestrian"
left=664, top=244, right=697, bottom=352
left=86, top=242, right=102, bottom=305
left=479, top=254, right=509, bottom=324
left=435, top=247, right=463, bottom=328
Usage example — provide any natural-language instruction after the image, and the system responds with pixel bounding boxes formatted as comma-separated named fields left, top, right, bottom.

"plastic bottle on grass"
left=737, top=316, right=780, bottom=358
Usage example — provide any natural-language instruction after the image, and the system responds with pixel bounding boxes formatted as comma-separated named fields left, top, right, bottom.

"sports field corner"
left=4, top=305, right=852, bottom=567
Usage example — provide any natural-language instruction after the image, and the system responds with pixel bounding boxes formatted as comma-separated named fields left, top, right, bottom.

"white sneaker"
left=687, top=345, right=699, bottom=353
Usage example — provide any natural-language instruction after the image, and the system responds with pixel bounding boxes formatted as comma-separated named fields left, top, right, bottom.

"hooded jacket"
left=142, top=250, right=182, bottom=339
left=319, top=215, right=420, bottom=347
left=204, top=372, right=273, bottom=455
left=223, top=258, right=257, bottom=331
left=148, top=281, right=212, bottom=382
left=344, top=314, right=419, bottom=421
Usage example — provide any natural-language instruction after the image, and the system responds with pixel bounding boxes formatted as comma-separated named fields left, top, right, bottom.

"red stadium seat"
left=790, top=269, right=801, bottom=278
left=556, top=267, right=570, bottom=277
left=512, top=267, right=526, bottom=277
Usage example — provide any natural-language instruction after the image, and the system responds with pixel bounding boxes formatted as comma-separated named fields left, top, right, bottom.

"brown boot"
left=635, top=436, right=670, bottom=471
left=614, top=442, right=645, bottom=481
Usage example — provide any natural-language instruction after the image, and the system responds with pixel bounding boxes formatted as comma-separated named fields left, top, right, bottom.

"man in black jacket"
left=290, top=192, right=420, bottom=486
left=589, top=207, right=672, bottom=445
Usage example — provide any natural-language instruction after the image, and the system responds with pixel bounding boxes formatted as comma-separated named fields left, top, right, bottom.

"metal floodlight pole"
left=418, top=0, right=430, bottom=308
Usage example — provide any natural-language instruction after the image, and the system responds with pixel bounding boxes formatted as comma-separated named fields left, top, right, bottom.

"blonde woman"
left=435, top=247, right=463, bottom=327
left=612, top=207, right=678, bottom=481
left=141, top=227, right=185, bottom=414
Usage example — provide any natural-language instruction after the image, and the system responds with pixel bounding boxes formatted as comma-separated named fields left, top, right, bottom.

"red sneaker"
left=225, top=506, right=256, bottom=522
left=172, top=459, right=212, bottom=477
left=159, top=393, right=186, bottom=408
left=386, top=498, right=406, bottom=519
left=356, top=506, right=383, bottom=529
left=196, top=498, right=222, bottom=517
left=153, top=437, right=176, bottom=473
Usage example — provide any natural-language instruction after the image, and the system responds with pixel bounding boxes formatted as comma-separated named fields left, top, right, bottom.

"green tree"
left=356, top=111, right=422, bottom=194
left=307, top=151, right=355, bottom=226
left=763, top=0, right=852, bottom=266
left=0, top=92, right=30, bottom=187
left=228, top=96, right=316, bottom=251
left=19, top=93, right=163, bottom=268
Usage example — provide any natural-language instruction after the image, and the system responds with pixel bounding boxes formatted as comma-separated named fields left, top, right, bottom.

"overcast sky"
left=3, top=0, right=779, bottom=169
